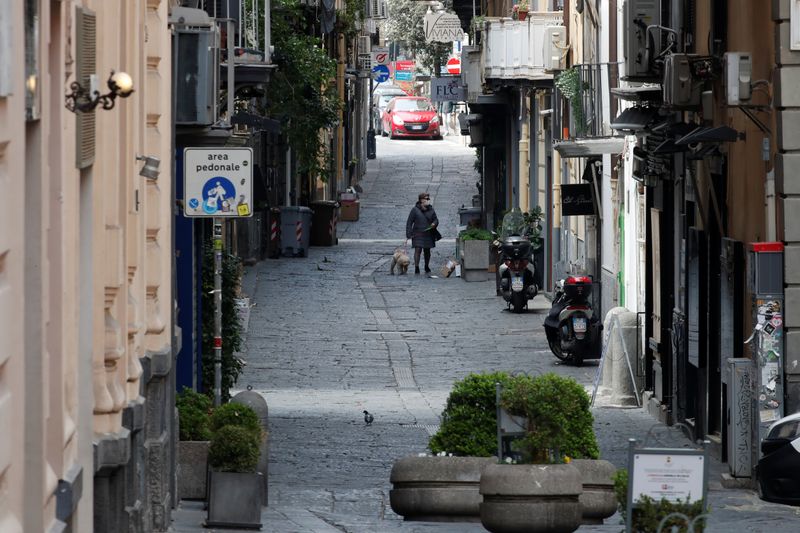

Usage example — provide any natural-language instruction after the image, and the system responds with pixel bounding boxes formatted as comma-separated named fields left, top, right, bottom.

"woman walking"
left=406, top=192, right=439, bottom=274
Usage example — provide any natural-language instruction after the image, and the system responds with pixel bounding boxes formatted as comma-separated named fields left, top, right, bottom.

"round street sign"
left=447, top=57, right=461, bottom=75
left=372, top=64, right=390, bottom=83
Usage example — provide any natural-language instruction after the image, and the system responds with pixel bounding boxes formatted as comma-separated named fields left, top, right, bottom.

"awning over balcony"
left=610, top=106, right=661, bottom=134
left=553, top=137, right=626, bottom=158
left=610, top=85, right=662, bottom=102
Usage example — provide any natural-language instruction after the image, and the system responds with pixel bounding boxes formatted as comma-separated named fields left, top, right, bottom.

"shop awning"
left=553, top=137, right=626, bottom=158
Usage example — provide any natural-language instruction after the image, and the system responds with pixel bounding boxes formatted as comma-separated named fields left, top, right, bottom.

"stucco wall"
left=0, top=1, right=175, bottom=530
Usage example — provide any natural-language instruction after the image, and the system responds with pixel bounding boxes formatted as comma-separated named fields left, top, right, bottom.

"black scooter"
left=494, top=210, right=538, bottom=313
left=544, top=276, right=601, bottom=364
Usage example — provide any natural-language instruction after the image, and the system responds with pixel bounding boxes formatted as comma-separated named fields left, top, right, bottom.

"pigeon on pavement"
left=363, top=410, right=374, bottom=425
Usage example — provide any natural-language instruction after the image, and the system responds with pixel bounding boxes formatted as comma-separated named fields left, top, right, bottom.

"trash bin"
left=280, top=206, right=313, bottom=257
left=458, top=206, right=481, bottom=227
left=310, top=201, right=339, bottom=246
left=264, top=207, right=281, bottom=259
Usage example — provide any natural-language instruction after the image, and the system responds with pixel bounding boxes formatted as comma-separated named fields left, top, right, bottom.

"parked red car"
left=381, top=97, right=441, bottom=140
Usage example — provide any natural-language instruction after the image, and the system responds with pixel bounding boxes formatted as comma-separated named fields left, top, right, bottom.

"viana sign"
left=423, top=12, right=464, bottom=43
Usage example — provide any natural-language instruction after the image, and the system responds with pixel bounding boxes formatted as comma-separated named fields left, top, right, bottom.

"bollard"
left=232, top=388, right=269, bottom=506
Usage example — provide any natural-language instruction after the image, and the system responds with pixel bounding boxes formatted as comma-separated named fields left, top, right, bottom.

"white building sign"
left=423, top=12, right=465, bottom=44
left=183, top=147, right=253, bottom=218
left=631, top=451, right=705, bottom=503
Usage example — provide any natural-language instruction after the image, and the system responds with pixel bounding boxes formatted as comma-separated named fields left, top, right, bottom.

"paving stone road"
left=171, top=135, right=800, bottom=532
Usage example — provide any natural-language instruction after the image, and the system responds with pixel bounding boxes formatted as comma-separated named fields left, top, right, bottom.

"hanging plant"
left=554, top=67, right=586, bottom=136
left=267, top=0, right=341, bottom=181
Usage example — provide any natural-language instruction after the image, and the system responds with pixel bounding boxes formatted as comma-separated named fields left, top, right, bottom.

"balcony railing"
left=483, top=13, right=564, bottom=81
left=555, top=63, right=621, bottom=141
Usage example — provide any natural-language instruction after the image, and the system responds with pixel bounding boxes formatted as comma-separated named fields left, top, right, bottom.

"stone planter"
left=177, top=441, right=210, bottom=501
left=460, top=239, right=492, bottom=282
left=480, top=463, right=582, bottom=533
left=390, top=456, right=495, bottom=522
left=206, top=471, right=263, bottom=529
left=571, top=459, right=617, bottom=525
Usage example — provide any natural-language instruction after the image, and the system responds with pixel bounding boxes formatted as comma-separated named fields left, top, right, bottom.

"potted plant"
left=176, top=388, right=213, bottom=501
left=390, top=372, right=511, bottom=522
left=459, top=228, right=493, bottom=282
left=479, top=373, right=603, bottom=533
left=514, top=0, right=529, bottom=21
left=206, top=403, right=264, bottom=529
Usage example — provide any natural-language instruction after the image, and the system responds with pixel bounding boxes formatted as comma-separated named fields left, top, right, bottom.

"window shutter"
left=75, top=7, right=96, bottom=169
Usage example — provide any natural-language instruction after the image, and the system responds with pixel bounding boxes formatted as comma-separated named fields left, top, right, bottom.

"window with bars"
left=75, top=6, right=96, bottom=169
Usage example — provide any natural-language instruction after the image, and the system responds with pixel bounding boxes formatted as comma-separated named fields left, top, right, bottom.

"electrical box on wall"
left=623, top=0, right=662, bottom=79
left=724, top=52, right=752, bottom=106
left=544, top=26, right=567, bottom=72
left=663, top=54, right=700, bottom=108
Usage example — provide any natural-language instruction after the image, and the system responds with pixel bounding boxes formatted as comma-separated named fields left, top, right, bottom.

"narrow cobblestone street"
left=172, top=136, right=800, bottom=532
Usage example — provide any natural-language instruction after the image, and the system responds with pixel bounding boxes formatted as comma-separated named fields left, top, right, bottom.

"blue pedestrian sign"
left=372, top=64, right=390, bottom=83
left=183, top=147, right=254, bottom=218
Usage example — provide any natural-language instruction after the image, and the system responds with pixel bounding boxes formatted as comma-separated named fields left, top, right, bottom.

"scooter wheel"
left=549, top=339, right=568, bottom=361
left=511, top=292, right=526, bottom=313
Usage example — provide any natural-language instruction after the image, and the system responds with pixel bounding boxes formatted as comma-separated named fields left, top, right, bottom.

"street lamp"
left=136, top=155, right=161, bottom=180
left=65, top=70, right=134, bottom=113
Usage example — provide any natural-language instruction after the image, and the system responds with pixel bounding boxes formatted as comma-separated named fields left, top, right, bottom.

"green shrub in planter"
left=613, top=469, right=706, bottom=532
left=459, top=228, right=493, bottom=241
left=500, top=373, right=599, bottom=463
left=429, top=372, right=512, bottom=456
left=208, top=425, right=260, bottom=473
left=176, top=387, right=213, bottom=441
left=209, top=402, right=261, bottom=435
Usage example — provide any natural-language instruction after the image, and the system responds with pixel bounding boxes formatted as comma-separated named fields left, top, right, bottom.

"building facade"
left=0, top=1, right=177, bottom=531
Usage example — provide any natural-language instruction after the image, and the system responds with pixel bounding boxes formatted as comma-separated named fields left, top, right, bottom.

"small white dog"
left=390, top=248, right=410, bottom=275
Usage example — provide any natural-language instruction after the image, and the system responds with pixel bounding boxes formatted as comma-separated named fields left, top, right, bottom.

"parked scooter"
left=494, top=210, right=538, bottom=313
left=544, top=276, right=601, bottom=364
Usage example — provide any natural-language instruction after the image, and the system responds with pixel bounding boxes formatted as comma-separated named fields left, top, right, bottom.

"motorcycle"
left=494, top=210, right=538, bottom=313
left=544, top=276, right=601, bottom=364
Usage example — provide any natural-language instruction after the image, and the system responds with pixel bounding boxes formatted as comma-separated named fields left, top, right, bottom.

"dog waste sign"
left=184, top=147, right=253, bottom=217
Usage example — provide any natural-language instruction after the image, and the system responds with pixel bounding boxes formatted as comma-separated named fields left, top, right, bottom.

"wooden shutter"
left=75, top=6, right=96, bottom=169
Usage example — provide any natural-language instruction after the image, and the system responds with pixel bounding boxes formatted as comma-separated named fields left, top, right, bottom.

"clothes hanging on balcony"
left=321, top=0, right=336, bottom=34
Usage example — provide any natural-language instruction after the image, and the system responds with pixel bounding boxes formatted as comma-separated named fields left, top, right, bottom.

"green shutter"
left=75, top=6, right=96, bottom=169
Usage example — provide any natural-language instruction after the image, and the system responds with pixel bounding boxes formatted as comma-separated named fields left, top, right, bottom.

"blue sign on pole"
left=395, top=71, right=413, bottom=82
left=372, top=64, right=390, bottom=83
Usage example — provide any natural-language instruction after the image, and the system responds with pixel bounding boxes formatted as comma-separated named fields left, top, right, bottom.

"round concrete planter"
left=389, top=456, right=495, bottom=522
left=480, top=463, right=582, bottom=533
left=571, top=459, right=617, bottom=525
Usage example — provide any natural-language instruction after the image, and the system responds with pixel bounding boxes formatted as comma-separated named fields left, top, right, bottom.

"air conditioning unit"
left=724, top=52, right=752, bottom=106
left=543, top=27, right=567, bottom=72
left=663, top=54, right=700, bottom=108
left=171, top=8, right=218, bottom=126
left=624, top=0, right=661, bottom=79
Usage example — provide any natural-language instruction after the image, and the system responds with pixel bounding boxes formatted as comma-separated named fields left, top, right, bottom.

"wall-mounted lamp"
left=136, top=155, right=160, bottom=180
left=65, top=71, right=134, bottom=113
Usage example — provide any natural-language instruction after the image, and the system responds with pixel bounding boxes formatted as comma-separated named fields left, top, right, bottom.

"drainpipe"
left=264, top=0, right=271, bottom=64
left=336, top=32, right=346, bottom=191
left=519, top=91, right=530, bottom=212
left=553, top=150, right=563, bottom=277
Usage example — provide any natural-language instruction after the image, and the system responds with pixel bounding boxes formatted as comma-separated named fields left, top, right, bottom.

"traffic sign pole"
left=213, top=218, right=223, bottom=407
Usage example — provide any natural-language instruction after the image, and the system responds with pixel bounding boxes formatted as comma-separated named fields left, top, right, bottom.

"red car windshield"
left=394, top=99, right=432, bottom=112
